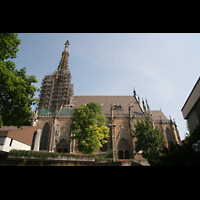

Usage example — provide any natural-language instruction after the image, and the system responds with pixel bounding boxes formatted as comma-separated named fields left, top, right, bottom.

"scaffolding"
left=38, top=40, right=74, bottom=114
left=38, top=109, right=74, bottom=115
left=38, top=69, right=74, bottom=111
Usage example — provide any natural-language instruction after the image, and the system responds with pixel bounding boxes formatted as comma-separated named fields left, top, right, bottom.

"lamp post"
left=108, top=104, right=119, bottom=162
left=108, top=122, right=116, bottom=162
left=108, top=104, right=123, bottom=162
left=192, top=140, right=200, bottom=152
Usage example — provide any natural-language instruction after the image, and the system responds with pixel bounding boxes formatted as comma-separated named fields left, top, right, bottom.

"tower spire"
left=57, top=40, right=70, bottom=72
left=64, top=40, right=70, bottom=53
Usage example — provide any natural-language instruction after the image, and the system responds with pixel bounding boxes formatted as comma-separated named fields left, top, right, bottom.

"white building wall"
left=182, top=77, right=200, bottom=119
left=0, top=137, right=31, bottom=153
left=187, top=109, right=200, bottom=133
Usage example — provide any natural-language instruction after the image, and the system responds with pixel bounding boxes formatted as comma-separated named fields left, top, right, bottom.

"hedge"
left=9, top=150, right=94, bottom=159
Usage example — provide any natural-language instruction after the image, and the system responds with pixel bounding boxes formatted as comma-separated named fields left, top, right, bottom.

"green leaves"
left=70, top=102, right=109, bottom=154
left=0, top=33, right=39, bottom=128
left=155, top=123, right=200, bottom=166
left=132, top=115, right=165, bottom=165
left=133, top=117, right=200, bottom=165
left=0, top=33, right=21, bottom=61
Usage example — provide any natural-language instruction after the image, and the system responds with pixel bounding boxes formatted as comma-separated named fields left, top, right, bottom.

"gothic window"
left=166, top=128, right=172, bottom=148
left=56, top=139, right=69, bottom=153
left=118, top=139, right=129, bottom=151
left=118, top=150, right=129, bottom=159
left=40, top=122, right=50, bottom=151
left=119, top=151, right=123, bottom=159
left=118, top=139, right=130, bottom=159
left=63, top=148, right=68, bottom=153
left=125, top=150, right=129, bottom=159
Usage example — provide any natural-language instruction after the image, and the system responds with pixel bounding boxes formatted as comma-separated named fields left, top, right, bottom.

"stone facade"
left=32, top=41, right=182, bottom=160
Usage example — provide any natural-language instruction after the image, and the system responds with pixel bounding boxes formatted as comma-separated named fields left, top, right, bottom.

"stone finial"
left=145, top=98, right=150, bottom=113
left=133, top=87, right=136, bottom=96
left=64, top=40, right=70, bottom=52
left=142, top=98, right=146, bottom=112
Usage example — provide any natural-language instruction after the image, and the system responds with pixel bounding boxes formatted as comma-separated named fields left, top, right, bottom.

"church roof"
left=73, top=95, right=143, bottom=115
left=151, top=110, right=169, bottom=122
left=73, top=96, right=170, bottom=122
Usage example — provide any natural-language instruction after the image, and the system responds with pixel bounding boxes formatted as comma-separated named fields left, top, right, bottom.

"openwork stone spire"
left=38, top=40, right=74, bottom=110
left=64, top=40, right=70, bottom=53
left=57, top=40, right=70, bottom=72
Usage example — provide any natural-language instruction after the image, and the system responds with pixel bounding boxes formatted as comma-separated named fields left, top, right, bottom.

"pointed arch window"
left=118, top=138, right=130, bottom=159
left=56, top=139, right=69, bottom=153
left=40, top=122, right=50, bottom=151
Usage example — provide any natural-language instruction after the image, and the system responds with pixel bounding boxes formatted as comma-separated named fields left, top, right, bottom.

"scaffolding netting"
left=38, top=109, right=74, bottom=115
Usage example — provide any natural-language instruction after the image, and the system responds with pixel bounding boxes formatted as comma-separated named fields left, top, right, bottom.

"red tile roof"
left=150, top=110, right=169, bottom=121
left=0, top=126, right=36, bottom=146
left=73, top=96, right=143, bottom=115
left=0, top=126, right=31, bottom=131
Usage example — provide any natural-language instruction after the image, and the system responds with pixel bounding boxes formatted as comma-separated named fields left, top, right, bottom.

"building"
left=32, top=41, right=181, bottom=160
left=181, top=77, right=200, bottom=133
left=0, top=126, right=36, bottom=154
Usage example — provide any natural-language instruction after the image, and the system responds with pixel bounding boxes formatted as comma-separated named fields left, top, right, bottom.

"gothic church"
left=32, top=41, right=181, bottom=160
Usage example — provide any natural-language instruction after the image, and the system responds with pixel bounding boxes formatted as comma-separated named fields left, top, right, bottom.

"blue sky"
left=14, top=33, right=200, bottom=140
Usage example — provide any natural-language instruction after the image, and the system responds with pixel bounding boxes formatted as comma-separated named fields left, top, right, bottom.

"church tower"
left=32, top=41, right=75, bottom=153
left=38, top=40, right=74, bottom=111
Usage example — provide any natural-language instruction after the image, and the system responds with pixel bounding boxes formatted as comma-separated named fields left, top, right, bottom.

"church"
left=32, top=40, right=181, bottom=160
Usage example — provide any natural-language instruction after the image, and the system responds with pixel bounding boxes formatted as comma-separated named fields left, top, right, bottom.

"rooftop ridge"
left=0, top=126, right=33, bottom=131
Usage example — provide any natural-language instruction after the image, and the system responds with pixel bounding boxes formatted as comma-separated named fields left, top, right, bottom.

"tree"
left=184, top=120, right=191, bottom=140
left=0, top=33, right=39, bottom=128
left=70, top=102, right=109, bottom=154
left=132, top=115, right=165, bottom=165
left=155, top=123, right=200, bottom=166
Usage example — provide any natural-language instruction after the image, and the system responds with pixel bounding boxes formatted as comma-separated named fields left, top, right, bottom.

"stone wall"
left=35, top=108, right=181, bottom=161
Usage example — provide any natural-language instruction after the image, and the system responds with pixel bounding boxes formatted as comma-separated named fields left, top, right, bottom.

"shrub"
left=9, top=150, right=94, bottom=160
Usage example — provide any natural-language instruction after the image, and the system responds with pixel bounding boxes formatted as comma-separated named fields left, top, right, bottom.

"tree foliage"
left=0, top=33, right=39, bottom=128
left=132, top=116, right=200, bottom=166
left=132, top=115, right=165, bottom=165
left=70, top=102, right=109, bottom=154
left=155, top=123, right=200, bottom=166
